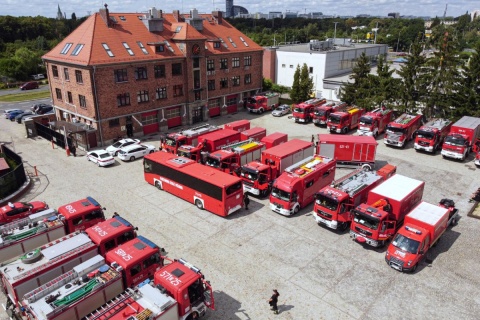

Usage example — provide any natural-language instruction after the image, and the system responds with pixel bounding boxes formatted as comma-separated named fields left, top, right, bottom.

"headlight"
left=386, top=251, right=390, bottom=257
left=407, top=260, right=412, bottom=266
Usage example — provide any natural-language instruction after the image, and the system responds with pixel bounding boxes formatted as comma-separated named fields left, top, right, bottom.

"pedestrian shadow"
left=279, top=304, right=294, bottom=313
left=227, top=199, right=265, bottom=220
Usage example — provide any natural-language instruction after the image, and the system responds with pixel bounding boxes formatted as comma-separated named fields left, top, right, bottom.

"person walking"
left=268, top=289, right=280, bottom=314
left=243, top=194, right=250, bottom=210
left=70, top=144, right=77, bottom=157
left=311, top=134, right=315, bottom=143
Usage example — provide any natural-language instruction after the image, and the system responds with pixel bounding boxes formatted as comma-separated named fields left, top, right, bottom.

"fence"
left=35, top=122, right=72, bottom=149
left=0, top=145, right=27, bottom=199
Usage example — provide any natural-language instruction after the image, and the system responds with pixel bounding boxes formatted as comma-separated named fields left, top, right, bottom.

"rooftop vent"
left=142, top=7, right=164, bottom=32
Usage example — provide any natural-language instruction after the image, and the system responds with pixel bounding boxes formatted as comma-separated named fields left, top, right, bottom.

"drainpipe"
left=92, top=66, right=104, bottom=147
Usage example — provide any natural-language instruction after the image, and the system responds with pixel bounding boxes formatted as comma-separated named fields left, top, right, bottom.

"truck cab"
left=164, top=133, right=188, bottom=154
left=57, top=196, right=105, bottom=233
left=177, top=144, right=202, bottom=162
left=327, top=107, right=364, bottom=134
left=357, top=107, right=393, bottom=138
left=350, top=202, right=397, bottom=247
left=441, top=133, right=470, bottom=161
left=241, top=161, right=277, bottom=196
left=204, top=150, right=240, bottom=174
left=414, top=118, right=452, bottom=153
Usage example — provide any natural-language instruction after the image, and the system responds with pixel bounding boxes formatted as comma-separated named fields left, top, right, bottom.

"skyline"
left=1, top=0, right=476, bottom=19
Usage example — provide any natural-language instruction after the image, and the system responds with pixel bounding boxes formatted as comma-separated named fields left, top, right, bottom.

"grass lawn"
left=0, top=90, right=50, bottom=102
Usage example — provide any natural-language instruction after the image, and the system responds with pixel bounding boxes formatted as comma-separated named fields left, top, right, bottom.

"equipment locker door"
left=353, top=143, right=362, bottom=161
left=319, top=143, right=335, bottom=158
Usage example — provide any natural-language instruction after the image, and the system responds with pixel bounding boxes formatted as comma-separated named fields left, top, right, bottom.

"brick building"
left=43, top=5, right=263, bottom=147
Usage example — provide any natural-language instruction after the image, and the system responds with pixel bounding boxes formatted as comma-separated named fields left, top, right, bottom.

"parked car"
left=106, top=138, right=140, bottom=156
left=4, top=109, right=22, bottom=119
left=31, top=103, right=51, bottom=113
left=20, top=81, right=39, bottom=90
left=16, top=111, right=34, bottom=123
left=118, top=144, right=156, bottom=161
left=272, top=104, right=291, bottom=117
left=87, top=149, right=115, bottom=167
left=35, top=105, right=53, bottom=115
left=8, top=110, right=24, bottom=121
left=31, top=74, right=45, bottom=80
left=0, top=201, right=49, bottom=225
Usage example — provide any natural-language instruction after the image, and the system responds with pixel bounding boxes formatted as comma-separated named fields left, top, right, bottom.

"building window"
left=207, top=59, right=215, bottom=71
left=67, top=91, right=73, bottom=103
left=79, top=95, right=86, bottom=109
left=208, top=98, right=220, bottom=109
left=102, top=43, right=114, bottom=57
left=232, top=57, right=240, bottom=68
left=173, top=85, right=183, bottom=97
left=213, top=42, right=221, bottom=49
left=154, top=65, right=165, bottom=78
left=137, top=90, right=149, bottom=103
left=165, top=108, right=180, bottom=119
left=244, top=56, right=252, bottom=66
left=193, top=58, right=200, bottom=69
left=309, top=67, right=313, bottom=73
left=220, top=78, right=228, bottom=88
left=63, top=68, right=69, bottom=81
left=220, top=58, right=228, bottom=69
left=226, top=96, right=237, bottom=106
left=172, top=63, right=182, bottom=76
left=135, top=67, right=148, bottom=80
left=114, top=69, right=128, bottom=82
left=155, top=87, right=167, bottom=99
left=55, top=88, right=62, bottom=100
left=75, top=70, right=83, bottom=83
left=195, top=91, right=201, bottom=101
left=52, top=65, right=59, bottom=78
left=117, top=93, right=131, bottom=107
left=156, top=45, right=164, bottom=53
left=60, top=43, right=73, bottom=55
left=109, top=119, right=120, bottom=127
left=142, top=113, right=158, bottom=125
left=244, top=74, right=251, bottom=84
left=122, top=42, right=134, bottom=56
left=290, top=65, right=293, bottom=68
left=282, top=64, right=286, bottom=68
left=71, top=44, right=85, bottom=56
left=208, top=80, right=215, bottom=91
left=232, top=76, right=240, bottom=86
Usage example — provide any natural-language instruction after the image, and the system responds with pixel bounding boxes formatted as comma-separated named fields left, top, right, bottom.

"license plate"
left=390, top=263, right=402, bottom=271
left=317, top=216, right=328, bottom=224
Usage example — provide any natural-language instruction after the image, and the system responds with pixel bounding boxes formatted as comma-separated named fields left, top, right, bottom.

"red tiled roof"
left=43, top=11, right=263, bottom=66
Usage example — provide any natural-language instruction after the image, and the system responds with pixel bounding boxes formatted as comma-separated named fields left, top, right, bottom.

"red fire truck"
left=384, top=114, right=423, bottom=148
left=83, top=258, right=214, bottom=320
left=414, top=118, right=452, bottom=153
left=162, top=124, right=220, bottom=154
left=246, top=92, right=279, bottom=114
left=441, top=116, right=480, bottom=161
left=261, top=132, right=288, bottom=149
left=241, top=139, right=314, bottom=197
left=0, top=197, right=107, bottom=262
left=349, top=174, right=424, bottom=247
left=18, top=236, right=165, bottom=320
left=1, top=216, right=139, bottom=313
left=357, top=107, right=393, bottom=138
left=270, top=155, right=336, bottom=216
left=385, top=200, right=459, bottom=273
left=327, top=106, right=365, bottom=134
left=292, top=98, right=327, bottom=123
left=240, top=127, right=267, bottom=141
left=314, top=164, right=396, bottom=231
left=204, top=140, right=266, bottom=174
left=223, top=119, right=251, bottom=132
left=475, top=139, right=480, bottom=167
left=176, top=129, right=243, bottom=162
left=313, top=101, right=347, bottom=126
left=144, top=152, right=243, bottom=217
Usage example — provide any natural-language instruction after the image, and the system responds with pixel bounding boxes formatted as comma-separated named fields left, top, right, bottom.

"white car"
left=4, top=109, right=22, bottom=119
left=106, top=138, right=140, bottom=156
left=87, top=149, right=115, bottom=167
left=272, top=104, right=291, bottom=117
left=118, top=144, right=156, bottom=161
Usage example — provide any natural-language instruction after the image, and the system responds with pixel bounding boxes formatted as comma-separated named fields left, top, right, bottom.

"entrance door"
left=192, top=107, right=203, bottom=124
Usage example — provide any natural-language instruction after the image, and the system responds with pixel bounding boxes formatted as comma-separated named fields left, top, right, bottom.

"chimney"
left=173, top=10, right=183, bottom=22
left=212, top=11, right=223, bottom=24
left=99, top=3, right=111, bottom=28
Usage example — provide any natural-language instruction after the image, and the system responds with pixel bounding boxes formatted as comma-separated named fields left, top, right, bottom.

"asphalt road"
left=1, top=104, right=479, bottom=320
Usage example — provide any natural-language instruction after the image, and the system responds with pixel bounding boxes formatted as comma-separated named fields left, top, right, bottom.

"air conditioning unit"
left=72, top=117, right=79, bottom=123
left=63, top=112, right=69, bottom=119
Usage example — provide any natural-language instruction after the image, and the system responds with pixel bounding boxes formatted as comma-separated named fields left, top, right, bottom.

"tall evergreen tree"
left=290, top=65, right=302, bottom=103
left=340, top=52, right=373, bottom=109
left=299, top=63, right=314, bottom=101
left=457, top=42, right=480, bottom=118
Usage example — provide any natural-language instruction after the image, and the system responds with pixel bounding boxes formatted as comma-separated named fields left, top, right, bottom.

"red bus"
left=144, top=152, right=243, bottom=217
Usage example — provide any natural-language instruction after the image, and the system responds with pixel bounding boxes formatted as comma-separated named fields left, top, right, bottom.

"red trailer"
left=260, top=132, right=288, bottom=149
left=240, top=127, right=267, bottom=141
left=223, top=119, right=250, bottom=132
left=441, top=116, right=480, bottom=161
left=384, top=114, right=423, bottom=148
left=349, top=174, right=425, bottom=247
left=316, top=134, right=377, bottom=170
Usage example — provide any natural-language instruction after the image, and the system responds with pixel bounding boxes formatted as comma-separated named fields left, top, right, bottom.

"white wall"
left=276, top=51, right=326, bottom=93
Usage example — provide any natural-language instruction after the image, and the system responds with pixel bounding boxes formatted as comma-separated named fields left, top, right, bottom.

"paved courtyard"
left=1, top=107, right=480, bottom=319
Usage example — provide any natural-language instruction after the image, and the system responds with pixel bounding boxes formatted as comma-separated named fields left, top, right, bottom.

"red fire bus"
left=144, top=152, right=243, bottom=217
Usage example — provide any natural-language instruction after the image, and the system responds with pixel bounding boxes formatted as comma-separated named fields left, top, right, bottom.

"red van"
left=20, top=81, right=39, bottom=90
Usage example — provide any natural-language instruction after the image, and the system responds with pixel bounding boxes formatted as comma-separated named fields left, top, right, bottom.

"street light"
left=333, top=22, right=339, bottom=45
left=396, top=31, right=401, bottom=52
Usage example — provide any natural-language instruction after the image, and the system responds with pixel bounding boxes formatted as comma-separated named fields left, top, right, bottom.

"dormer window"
left=156, top=45, right=165, bottom=53
left=213, top=42, right=220, bottom=49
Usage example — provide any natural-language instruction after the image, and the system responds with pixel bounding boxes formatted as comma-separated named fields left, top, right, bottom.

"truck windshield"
left=240, top=169, right=258, bottom=181
left=205, top=157, right=220, bottom=168
left=329, top=115, right=341, bottom=124
left=352, top=210, right=379, bottom=230
left=315, top=110, right=326, bottom=116
left=386, top=126, right=405, bottom=134
left=315, top=194, right=338, bottom=211
left=391, top=233, right=420, bottom=254
left=177, top=150, right=191, bottom=158
left=293, top=107, right=305, bottom=113
left=416, top=130, right=434, bottom=140
left=271, top=187, right=290, bottom=201
left=165, top=137, right=176, bottom=146
left=444, top=135, right=466, bottom=147
left=247, top=97, right=257, bottom=104
left=359, top=116, right=373, bottom=125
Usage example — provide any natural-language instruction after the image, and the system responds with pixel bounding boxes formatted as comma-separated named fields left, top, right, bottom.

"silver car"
left=118, top=144, right=156, bottom=161
left=272, top=104, right=291, bottom=117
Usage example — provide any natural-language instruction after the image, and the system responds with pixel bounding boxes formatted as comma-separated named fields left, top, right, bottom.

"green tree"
left=271, top=83, right=289, bottom=95
left=457, top=42, right=480, bottom=117
left=263, top=78, right=273, bottom=91
left=290, top=65, right=302, bottom=103
left=340, top=52, right=373, bottom=109
left=371, top=54, right=400, bottom=108
left=299, top=63, right=314, bottom=101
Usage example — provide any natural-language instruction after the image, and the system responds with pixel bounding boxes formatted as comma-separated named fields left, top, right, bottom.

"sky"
left=1, top=0, right=476, bottom=19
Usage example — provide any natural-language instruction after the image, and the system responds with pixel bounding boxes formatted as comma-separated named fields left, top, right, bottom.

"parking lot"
left=1, top=105, right=480, bottom=319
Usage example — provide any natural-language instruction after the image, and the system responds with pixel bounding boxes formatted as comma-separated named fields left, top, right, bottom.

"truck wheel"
left=195, top=199, right=204, bottom=210
left=259, top=108, right=264, bottom=114
left=293, top=206, right=299, bottom=215
left=342, top=127, right=348, bottom=134
left=361, top=164, right=372, bottom=171
left=155, top=181, right=163, bottom=190
left=411, top=264, right=417, bottom=273
left=340, top=222, right=349, bottom=232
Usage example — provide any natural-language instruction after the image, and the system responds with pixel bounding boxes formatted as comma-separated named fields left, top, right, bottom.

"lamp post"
left=333, top=22, right=339, bottom=45
left=396, top=31, right=401, bottom=53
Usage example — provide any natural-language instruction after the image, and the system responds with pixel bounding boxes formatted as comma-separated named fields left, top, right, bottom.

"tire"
left=195, top=199, right=204, bottom=210
left=130, top=156, right=135, bottom=161
left=155, top=181, right=163, bottom=190
left=97, top=162, right=101, bottom=167
left=342, top=127, right=348, bottom=134
left=259, top=108, right=264, bottom=114
left=340, top=222, right=349, bottom=232
left=114, top=151, right=119, bottom=156
left=361, top=164, right=372, bottom=171
left=293, top=206, right=299, bottom=215
left=149, top=150, right=154, bottom=154
left=411, top=264, right=417, bottom=273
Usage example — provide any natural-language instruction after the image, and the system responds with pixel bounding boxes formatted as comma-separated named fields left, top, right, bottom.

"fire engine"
left=414, top=118, right=452, bottom=153
left=313, top=101, right=346, bottom=126
left=246, top=92, right=279, bottom=114
left=270, top=155, right=336, bottom=216
left=441, top=116, right=480, bottom=161
left=292, top=98, right=326, bottom=123
left=162, top=124, right=220, bottom=154
left=314, top=164, right=396, bottom=231
left=384, top=114, right=423, bottom=148
left=1, top=215, right=141, bottom=313
left=357, top=107, right=393, bottom=138
left=204, top=139, right=266, bottom=174
left=327, top=106, right=365, bottom=134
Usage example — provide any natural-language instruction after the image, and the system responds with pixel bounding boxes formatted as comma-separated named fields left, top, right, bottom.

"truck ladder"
left=183, top=123, right=213, bottom=134
left=221, top=139, right=254, bottom=150
left=84, top=288, right=137, bottom=320
left=331, top=168, right=363, bottom=188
